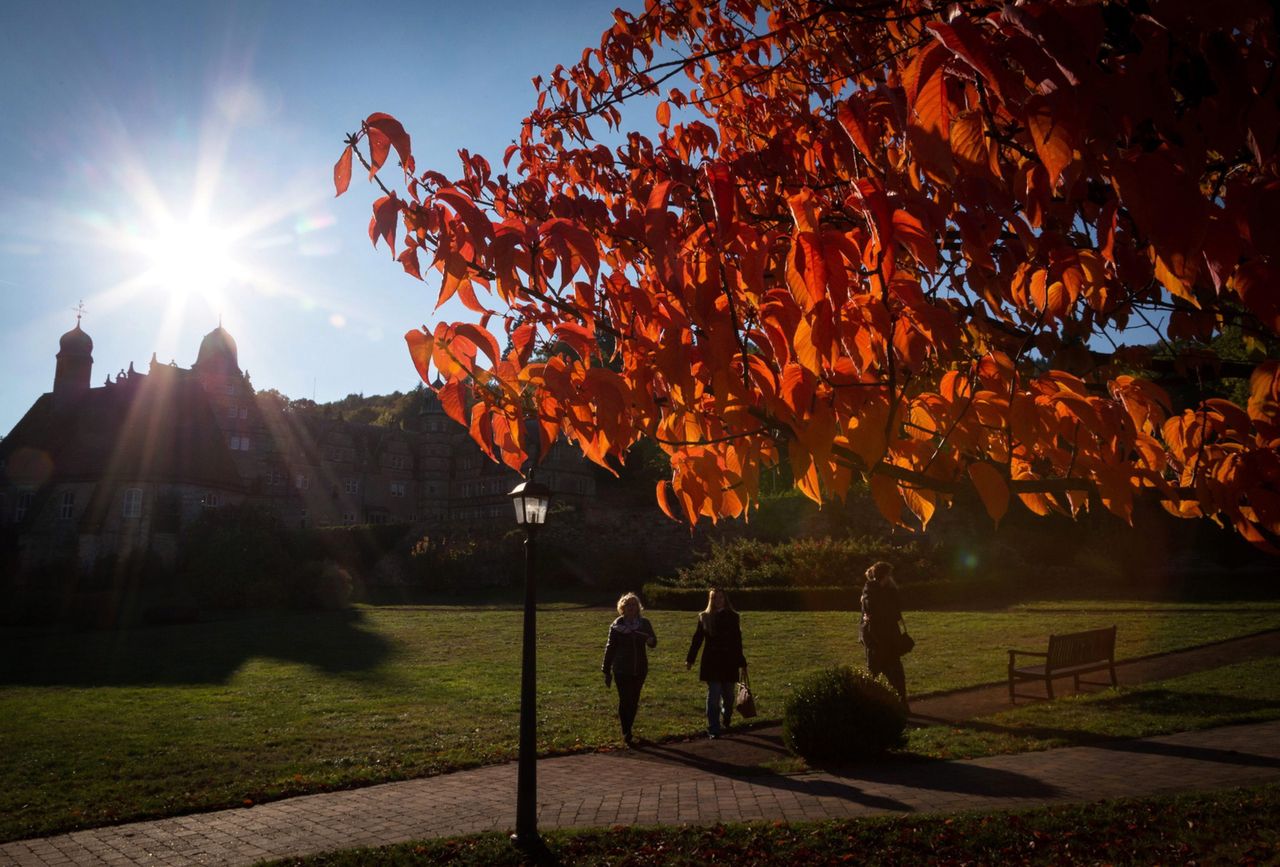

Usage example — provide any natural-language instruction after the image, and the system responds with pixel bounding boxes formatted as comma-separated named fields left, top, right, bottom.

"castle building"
left=0, top=320, right=596, bottom=573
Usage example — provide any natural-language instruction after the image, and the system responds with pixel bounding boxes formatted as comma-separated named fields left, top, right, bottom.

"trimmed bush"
left=666, top=535, right=942, bottom=591
left=783, top=665, right=906, bottom=764
left=643, top=575, right=1012, bottom=611
left=643, top=584, right=858, bottom=611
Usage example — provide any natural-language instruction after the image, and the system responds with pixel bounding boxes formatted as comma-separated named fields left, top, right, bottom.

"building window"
left=230, top=435, right=252, bottom=451
left=59, top=491, right=74, bottom=520
left=239, top=406, right=248, bottom=419
left=299, top=508, right=308, bottom=528
left=389, top=454, right=407, bottom=470
left=123, top=488, right=143, bottom=518
left=201, top=492, right=219, bottom=509
left=224, top=383, right=236, bottom=396
left=427, top=483, right=437, bottom=495
left=342, top=511, right=355, bottom=526
left=390, top=481, right=406, bottom=497
left=16, top=491, right=34, bottom=522
left=370, top=512, right=387, bottom=525
left=228, top=404, right=238, bottom=418
left=345, top=479, right=359, bottom=495
left=296, top=473, right=310, bottom=490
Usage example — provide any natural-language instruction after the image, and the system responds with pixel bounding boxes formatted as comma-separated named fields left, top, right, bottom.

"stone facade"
left=0, top=321, right=596, bottom=574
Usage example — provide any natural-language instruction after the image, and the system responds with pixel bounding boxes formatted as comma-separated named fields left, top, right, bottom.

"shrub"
left=285, top=561, right=356, bottom=610
left=783, top=665, right=906, bottom=765
left=666, top=536, right=941, bottom=591
left=179, top=506, right=292, bottom=609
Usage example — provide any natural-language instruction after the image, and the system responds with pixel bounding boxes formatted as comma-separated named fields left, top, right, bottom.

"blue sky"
left=0, top=0, right=632, bottom=434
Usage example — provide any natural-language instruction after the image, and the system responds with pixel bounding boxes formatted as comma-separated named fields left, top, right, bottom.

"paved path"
left=3, top=630, right=1278, bottom=866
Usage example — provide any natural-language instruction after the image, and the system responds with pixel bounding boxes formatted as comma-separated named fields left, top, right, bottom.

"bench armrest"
left=1008, top=649, right=1049, bottom=662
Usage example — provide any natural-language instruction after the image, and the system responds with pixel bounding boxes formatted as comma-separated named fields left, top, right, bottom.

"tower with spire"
left=53, top=301, right=93, bottom=406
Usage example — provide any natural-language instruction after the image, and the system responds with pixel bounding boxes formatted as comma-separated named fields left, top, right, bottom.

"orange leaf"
left=1025, top=96, right=1073, bottom=188
left=656, top=101, right=671, bottom=127
left=453, top=323, right=502, bottom=368
left=967, top=462, right=1009, bottom=525
left=437, top=380, right=467, bottom=427
left=870, top=473, right=907, bottom=528
left=404, top=329, right=433, bottom=383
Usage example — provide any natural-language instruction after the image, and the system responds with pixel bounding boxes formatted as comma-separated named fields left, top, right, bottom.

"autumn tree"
left=336, top=0, right=1280, bottom=549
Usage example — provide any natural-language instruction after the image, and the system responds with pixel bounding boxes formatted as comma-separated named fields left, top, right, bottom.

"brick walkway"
left=3, top=631, right=1279, bottom=866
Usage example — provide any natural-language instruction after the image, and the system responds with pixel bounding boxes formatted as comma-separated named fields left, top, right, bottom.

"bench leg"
left=1045, top=677, right=1054, bottom=700
left=1109, top=662, right=1118, bottom=687
left=1074, top=673, right=1081, bottom=692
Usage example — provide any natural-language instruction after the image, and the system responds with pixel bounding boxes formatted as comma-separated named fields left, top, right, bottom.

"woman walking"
left=860, top=561, right=909, bottom=710
left=601, top=592, right=657, bottom=745
left=685, top=588, right=747, bottom=739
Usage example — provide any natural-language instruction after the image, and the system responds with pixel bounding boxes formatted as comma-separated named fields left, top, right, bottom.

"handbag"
left=735, top=673, right=758, bottom=718
left=898, top=629, right=915, bottom=655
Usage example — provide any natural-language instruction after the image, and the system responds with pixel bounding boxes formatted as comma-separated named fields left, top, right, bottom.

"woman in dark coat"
left=685, top=588, right=747, bottom=738
left=860, top=561, right=909, bottom=709
left=601, top=592, right=657, bottom=745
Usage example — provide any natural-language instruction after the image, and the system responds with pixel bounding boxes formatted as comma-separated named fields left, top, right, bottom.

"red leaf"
left=436, top=187, right=494, bottom=246
left=437, top=380, right=467, bottom=426
left=366, top=127, right=390, bottom=179
left=454, top=322, right=502, bottom=368
left=368, top=195, right=399, bottom=256
left=397, top=246, right=421, bottom=280
left=404, top=329, right=433, bottom=383
left=333, top=146, right=352, bottom=197
left=704, top=163, right=735, bottom=241
left=511, top=323, right=537, bottom=364
left=365, top=112, right=413, bottom=173
left=927, top=19, right=1008, bottom=102
left=656, top=101, right=671, bottom=127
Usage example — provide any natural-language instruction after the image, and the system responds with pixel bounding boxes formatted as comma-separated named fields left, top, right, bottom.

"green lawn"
left=2, top=603, right=1279, bottom=842
left=908, top=656, right=1280, bottom=759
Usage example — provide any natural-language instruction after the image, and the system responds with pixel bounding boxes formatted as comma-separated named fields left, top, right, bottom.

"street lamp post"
left=508, top=479, right=551, bottom=851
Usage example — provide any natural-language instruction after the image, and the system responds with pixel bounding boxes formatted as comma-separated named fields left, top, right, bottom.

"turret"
left=54, top=317, right=93, bottom=405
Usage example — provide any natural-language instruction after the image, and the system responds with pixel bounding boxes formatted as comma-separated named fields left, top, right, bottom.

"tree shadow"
left=629, top=737, right=1054, bottom=808
left=912, top=689, right=1280, bottom=768
left=0, top=608, right=395, bottom=686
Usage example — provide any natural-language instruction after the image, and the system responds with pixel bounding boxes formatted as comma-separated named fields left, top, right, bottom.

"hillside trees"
left=336, top=0, right=1280, bottom=549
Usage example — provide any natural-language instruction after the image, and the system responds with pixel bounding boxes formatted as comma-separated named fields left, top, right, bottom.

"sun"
left=137, top=216, right=241, bottom=305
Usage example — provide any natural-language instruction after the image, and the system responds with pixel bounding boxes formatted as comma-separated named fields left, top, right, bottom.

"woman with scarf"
left=601, top=592, right=657, bottom=745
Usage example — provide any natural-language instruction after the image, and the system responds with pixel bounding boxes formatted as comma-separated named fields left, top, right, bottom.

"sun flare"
left=138, top=217, right=240, bottom=303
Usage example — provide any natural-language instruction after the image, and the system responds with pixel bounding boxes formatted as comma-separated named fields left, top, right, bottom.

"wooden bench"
left=1008, top=626, right=1118, bottom=702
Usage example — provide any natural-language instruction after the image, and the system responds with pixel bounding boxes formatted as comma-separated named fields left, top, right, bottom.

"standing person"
left=685, top=588, right=747, bottom=739
left=860, top=561, right=909, bottom=710
left=601, top=592, right=657, bottom=745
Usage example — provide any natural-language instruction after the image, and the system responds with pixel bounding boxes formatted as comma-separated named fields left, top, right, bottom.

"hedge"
left=642, top=575, right=1012, bottom=611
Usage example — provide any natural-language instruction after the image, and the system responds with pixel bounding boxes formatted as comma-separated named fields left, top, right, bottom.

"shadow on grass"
left=912, top=689, right=1280, bottom=766
left=0, top=608, right=394, bottom=686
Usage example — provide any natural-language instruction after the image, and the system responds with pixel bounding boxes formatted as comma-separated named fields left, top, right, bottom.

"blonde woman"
left=685, top=588, right=747, bottom=738
left=601, top=592, right=658, bottom=745
left=859, top=561, right=909, bottom=709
